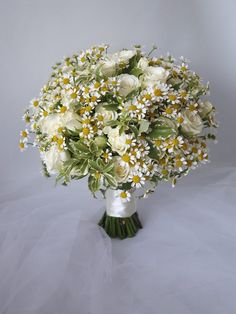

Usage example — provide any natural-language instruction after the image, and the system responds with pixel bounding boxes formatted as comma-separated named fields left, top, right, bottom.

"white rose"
left=39, top=114, right=62, bottom=135
left=199, top=101, right=213, bottom=118
left=61, top=110, right=82, bottom=131
left=113, top=157, right=130, bottom=183
left=95, top=103, right=118, bottom=123
left=107, top=127, right=128, bottom=155
left=137, top=57, right=149, bottom=71
left=117, top=50, right=136, bottom=62
left=142, top=66, right=169, bottom=87
left=42, top=145, right=70, bottom=175
left=181, top=110, right=203, bottom=136
left=97, top=59, right=117, bottom=77
left=118, top=74, right=140, bottom=97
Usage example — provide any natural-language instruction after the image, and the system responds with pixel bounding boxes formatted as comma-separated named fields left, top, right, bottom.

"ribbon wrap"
left=105, top=189, right=136, bottom=218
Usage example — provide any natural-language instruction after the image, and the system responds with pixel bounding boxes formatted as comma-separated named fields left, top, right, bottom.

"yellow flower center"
left=43, top=111, right=48, bottom=117
left=128, top=105, right=137, bottom=111
left=168, top=95, right=177, bottom=101
left=154, top=89, right=162, bottom=97
left=177, top=116, right=184, bottom=124
left=71, top=92, right=77, bottom=99
left=80, top=56, right=86, bottom=63
left=165, top=107, right=173, bottom=115
left=122, top=154, right=130, bottom=163
left=82, top=128, right=90, bottom=136
left=162, top=169, right=169, bottom=176
left=155, top=139, right=162, bottom=147
left=172, top=138, right=179, bottom=146
left=176, top=160, right=183, bottom=168
left=63, top=78, right=70, bottom=85
left=19, top=142, right=25, bottom=149
left=144, top=93, right=152, bottom=100
left=132, top=175, right=141, bottom=183
left=94, top=82, right=101, bottom=89
left=125, top=139, right=132, bottom=145
left=85, top=105, right=92, bottom=112
left=103, top=152, right=109, bottom=159
left=97, top=115, right=104, bottom=122
left=33, top=100, right=39, bottom=107
left=57, top=138, right=64, bottom=145
left=60, top=106, right=67, bottom=113
left=52, top=135, right=58, bottom=142
left=21, top=130, right=28, bottom=138
left=120, top=191, right=127, bottom=199
left=90, top=96, right=97, bottom=102
left=94, top=171, right=101, bottom=179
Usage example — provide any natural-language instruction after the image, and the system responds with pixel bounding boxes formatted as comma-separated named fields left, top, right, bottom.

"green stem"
left=98, top=211, right=142, bottom=239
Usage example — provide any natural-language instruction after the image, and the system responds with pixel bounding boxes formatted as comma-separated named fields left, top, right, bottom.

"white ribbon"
left=105, top=189, right=136, bottom=218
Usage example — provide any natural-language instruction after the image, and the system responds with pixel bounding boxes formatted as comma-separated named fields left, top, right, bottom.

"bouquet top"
left=20, top=44, right=217, bottom=200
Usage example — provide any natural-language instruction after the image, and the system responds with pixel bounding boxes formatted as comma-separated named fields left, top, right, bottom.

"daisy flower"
left=19, top=140, right=28, bottom=151
left=119, top=190, right=131, bottom=202
left=130, top=172, right=145, bottom=188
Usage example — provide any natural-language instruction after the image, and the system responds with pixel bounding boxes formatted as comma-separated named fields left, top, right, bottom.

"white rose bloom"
left=118, top=74, right=140, bottom=97
left=137, top=57, right=149, bottom=71
left=61, top=110, right=82, bottom=131
left=142, top=66, right=169, bottom=87
left=42, top=145, right=70, bottom=175
left=113, top=156, right=130, bottom=183
left=199, top=101, right=213, bottom=118
left=95, top=103, right=118, bottom=123
left=39, top=111, right=81, bottom=135
left=117, top=50, right=136, bottom=62
left=181, top=110, right=203, bottom=136
left=39, top=114, right=62, bottom=135
left=107, top=127, right=128, bottom=155
left=97, top=59, right=117, bottom=77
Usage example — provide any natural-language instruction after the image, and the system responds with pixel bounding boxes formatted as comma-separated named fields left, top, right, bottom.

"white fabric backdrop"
left=1, top=164, right=236, bottom=314
left=1, top=0, right=236, bottom=313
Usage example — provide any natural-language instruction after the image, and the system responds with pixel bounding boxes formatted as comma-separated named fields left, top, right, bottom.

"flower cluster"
left=20, top=44, right=218, bottom=201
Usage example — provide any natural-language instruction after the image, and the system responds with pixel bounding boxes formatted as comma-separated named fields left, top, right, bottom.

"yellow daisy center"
left=122, top=154, right=130, bottom=163
left=120, top=191, right=127, bottom=199
left=63, top=78, right=70, bottom=85
left=132, top=175, right=141, bottom=183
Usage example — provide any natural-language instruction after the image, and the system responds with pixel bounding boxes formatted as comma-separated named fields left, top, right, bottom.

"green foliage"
left=147, top=125, right=175, bottom=139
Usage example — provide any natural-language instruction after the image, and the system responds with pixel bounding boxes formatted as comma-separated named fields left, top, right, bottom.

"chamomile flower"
left=30, top=98, right=39, bottom=108
left=22, top=112, right=31, bottom=124
left=80, top=125, right=94, bottom=139
left=102, top=149, right=112, bottom=162
left=174, top=156, right=187, bottom=172
left=151, top=82, right=169, bottom=102
left=19, top=140, right=28, bottom=151
left=120, top=190, right=131, bottom=202
left=130, top=172, right=145, bottom=188
left=20, top=129, right=29, bottom=142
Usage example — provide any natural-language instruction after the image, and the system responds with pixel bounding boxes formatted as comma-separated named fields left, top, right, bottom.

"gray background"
left=0, top=1, right=236, bottom=313
left=0, top=0, right=236, bottom=184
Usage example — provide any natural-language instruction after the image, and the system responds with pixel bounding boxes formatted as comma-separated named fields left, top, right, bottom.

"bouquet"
left=19, top=44, right=218, bottom=239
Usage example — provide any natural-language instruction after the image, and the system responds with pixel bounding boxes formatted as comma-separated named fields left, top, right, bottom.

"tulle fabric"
left=0, top=164, right=236, bottom=314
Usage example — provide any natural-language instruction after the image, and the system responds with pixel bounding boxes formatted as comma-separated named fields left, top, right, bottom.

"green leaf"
left=71, top=141, right=90, bottom=153
left=129, top=125, right=139, bottom=137
left=130, top=67, right=143, bottom=77
left=89, top=141, right=98, bottom=154
left=88, top=175, right=100, bottom=193
left=105, top=120, right=119, bottom=127
left=89, top=160, right=103, bottom=171
left=139, top=120, right=150, bottom=134
left=103, top=160, right=114, bottom=173
left=104, top=173, right=117, bottom=188
left=148, top=126, right=174, bottom=139
left=103, top=103, right=118, bottom=111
